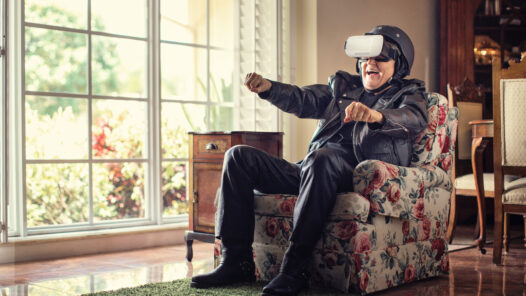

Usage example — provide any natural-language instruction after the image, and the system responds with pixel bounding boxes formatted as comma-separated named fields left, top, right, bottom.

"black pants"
left=217, top=142, right=357, bottom=250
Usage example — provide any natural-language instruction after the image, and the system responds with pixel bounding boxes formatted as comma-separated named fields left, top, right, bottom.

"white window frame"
left=5, top=0, right=289, bottom=240
left=20, top=0, right=155, bottom=237
left=1, top=0, right=8, bottom=244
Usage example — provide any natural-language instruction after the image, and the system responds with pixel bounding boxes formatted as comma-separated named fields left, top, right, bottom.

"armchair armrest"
left=353, top=159, right=453, bottom=219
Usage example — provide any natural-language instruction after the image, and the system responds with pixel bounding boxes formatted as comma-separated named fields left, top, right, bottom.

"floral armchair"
left=214, top=92, right=458, bottom=295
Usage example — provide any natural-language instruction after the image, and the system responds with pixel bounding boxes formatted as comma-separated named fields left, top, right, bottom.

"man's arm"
left=244, top=72, right=333, bottom=119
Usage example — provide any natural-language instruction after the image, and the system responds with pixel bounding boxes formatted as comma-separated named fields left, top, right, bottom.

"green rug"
left=82, top=278, right=347, bottom=296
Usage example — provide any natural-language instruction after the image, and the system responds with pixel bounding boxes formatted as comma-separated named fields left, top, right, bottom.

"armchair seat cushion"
left=254, top=192, right=370, bottom=223
left=253, top=187, right=451, bottom=249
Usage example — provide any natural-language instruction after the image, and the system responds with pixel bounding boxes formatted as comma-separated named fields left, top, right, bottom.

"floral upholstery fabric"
left=254, top=192, right=370, bottom=223
left=214, top=92, right=458, bottom=295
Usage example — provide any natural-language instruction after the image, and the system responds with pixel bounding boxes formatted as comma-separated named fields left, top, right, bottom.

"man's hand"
left=244, top=72, right=272, bottom=93
left=344, top=102, right=384, bottom=123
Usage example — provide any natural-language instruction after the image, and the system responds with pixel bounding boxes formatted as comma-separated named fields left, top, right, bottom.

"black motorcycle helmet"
left=355, top=25, right=415, bottom=80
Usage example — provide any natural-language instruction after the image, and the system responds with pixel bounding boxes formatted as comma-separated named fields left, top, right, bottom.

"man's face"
left=360, top=57, right=395, bottom=91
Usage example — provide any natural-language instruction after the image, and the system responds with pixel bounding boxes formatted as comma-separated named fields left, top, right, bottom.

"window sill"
left=6, top=222, right=188, bottom=245
left=0, top=222, right=190, bottom=264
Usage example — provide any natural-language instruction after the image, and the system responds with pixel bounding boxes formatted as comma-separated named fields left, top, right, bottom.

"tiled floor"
left=0, top=242, right=214, bottom=295
left=0, top=225, right=524, bottom=296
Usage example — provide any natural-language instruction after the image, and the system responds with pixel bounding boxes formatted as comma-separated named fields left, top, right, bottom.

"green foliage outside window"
left=23, top=2, right=236, bottom=226
left=24, top=2, right=189, bottom=226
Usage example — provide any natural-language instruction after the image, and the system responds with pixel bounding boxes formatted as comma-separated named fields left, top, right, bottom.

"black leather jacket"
left=259, top=71, right=428, bottom=167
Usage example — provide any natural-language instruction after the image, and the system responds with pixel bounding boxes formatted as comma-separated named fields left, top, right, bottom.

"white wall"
left=285, top=0, right=440, bottom=162
left=316, top=0, right=439, bottom=89
left=282, top=0, right=319, bottom=162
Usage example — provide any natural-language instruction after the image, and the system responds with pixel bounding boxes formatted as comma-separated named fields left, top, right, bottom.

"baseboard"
left=0, top=224, right=187, bottom=264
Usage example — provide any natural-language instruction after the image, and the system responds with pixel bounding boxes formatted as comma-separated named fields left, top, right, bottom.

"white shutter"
left=236, top=0, right=256, bottom=131
left=236, top=0, right=290, bottom=132
left=253, top=0, right=278, bottom=131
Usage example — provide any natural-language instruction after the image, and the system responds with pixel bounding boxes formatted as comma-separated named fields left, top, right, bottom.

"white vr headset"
left=344, top=35, right=384, bottom=58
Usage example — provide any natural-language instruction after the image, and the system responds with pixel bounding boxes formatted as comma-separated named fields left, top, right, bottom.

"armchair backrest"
left=411, top=92, right=458, bottom=175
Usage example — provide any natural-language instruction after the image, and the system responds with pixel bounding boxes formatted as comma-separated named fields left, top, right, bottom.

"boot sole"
left=191, top=277, right=256, bottom=289
left=190, top=281, right=213, bottom=289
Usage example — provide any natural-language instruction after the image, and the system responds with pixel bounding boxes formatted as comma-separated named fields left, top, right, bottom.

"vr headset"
left=344, top=35, right=399, bottom=61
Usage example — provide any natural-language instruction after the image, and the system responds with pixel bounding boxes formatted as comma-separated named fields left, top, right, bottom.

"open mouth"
left=366, top=70, right=380, bottom=77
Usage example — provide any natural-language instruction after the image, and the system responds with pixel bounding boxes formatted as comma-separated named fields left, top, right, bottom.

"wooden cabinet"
left=473, top=1, right=526, bottom=118
left=185, top=131, right=283, bottom=261
left=440, top=0, right=481, bottom=96
left=440, top=0, right=526, bottom=119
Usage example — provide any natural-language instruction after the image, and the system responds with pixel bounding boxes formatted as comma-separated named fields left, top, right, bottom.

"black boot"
left=191, top=240, right=255, bottom=289
left=261, top=243, right=310, bottom=296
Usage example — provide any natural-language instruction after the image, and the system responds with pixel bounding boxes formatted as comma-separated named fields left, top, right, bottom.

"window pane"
left=161, top=102, right=206, bottom=159
left=210, top=49, right=234, bottom=103
left=26, top=163, right=89, bottom=227
left=93, top=162, right=146, bottom=221
left=91, top=0, right=147, bottom=38
left=25, top=0, right=87, bottom=30
left=161, top=44, right=206, bottom=101
left=210, top=0, right=234, bottom=49
left=160, top=0, right=206, bottom=45
left=210, top=106, right=234, bottom=131
left=92, top=36, right=147, bottom=98
left=25, top=27, right=87, bottom=93
left=92, top=99, right=147, bottom=159
left=162, top=161, right=188, bottom=217
left=26, top=96, right=88, bottom=159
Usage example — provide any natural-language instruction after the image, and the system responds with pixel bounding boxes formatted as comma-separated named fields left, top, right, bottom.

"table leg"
left=184, top=230, right=216, bottom=262
left=471, top=137, right=490, bottom=254
left=184, top=231, right=194, bottom=262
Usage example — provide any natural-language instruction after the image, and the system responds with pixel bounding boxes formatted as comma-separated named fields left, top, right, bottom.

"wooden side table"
left=470, top=119, right=493, bottom=254
left=185, top=131, right=283, bottom=261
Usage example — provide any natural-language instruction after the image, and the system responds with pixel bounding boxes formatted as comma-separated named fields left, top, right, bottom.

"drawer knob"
left=205, top=143, right=218, bottom=150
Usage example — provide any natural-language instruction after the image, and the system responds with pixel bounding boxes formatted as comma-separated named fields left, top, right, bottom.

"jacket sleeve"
left=371, top=91, right=428, bottom=139
left=258, top=80, right=333, bottom=119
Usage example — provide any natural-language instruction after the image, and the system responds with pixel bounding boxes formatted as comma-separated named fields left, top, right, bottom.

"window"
left=4, top=0, right=290, bottom=238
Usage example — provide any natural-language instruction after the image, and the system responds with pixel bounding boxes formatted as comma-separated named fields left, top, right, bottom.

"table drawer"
left=192, top=135, right=231, bottom=159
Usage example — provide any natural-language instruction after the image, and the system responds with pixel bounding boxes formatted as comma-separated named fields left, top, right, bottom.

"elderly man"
left=191, top=25, right=428, bottom=296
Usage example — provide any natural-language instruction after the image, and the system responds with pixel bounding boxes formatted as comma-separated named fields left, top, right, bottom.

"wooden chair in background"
left=446, top=78, right=491, bottom=251
left=445, top=77, right=523, bottom=253
left=492, top=57, right=526, bottom=264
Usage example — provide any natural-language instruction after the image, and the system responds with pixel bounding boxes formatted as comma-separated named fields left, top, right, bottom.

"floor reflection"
left=0, top=259, right=214, bottom=296
left=1, top=238, right=524, bottom=296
